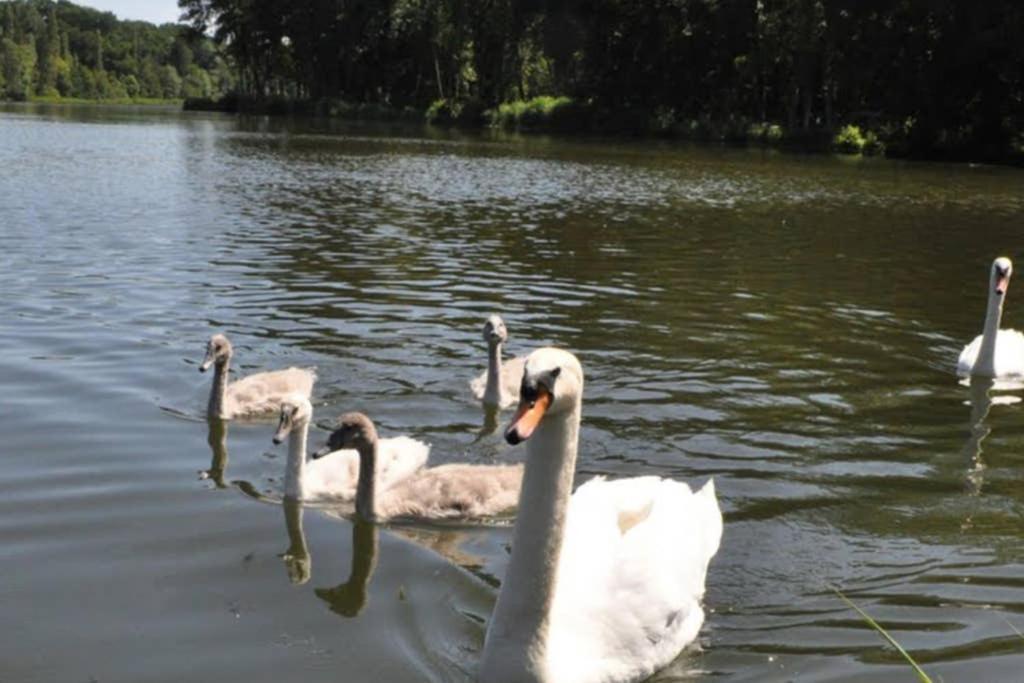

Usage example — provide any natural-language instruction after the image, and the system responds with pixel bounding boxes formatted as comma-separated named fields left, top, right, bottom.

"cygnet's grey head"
left=315, top=412, right=378, bottom=458
left=483, top=314, right=509, bottom=346
left=273, top=394, right=313, bottom=445
left=991, top=257, right=1013, bottom=296
left=505, top=347, right=584, bottom=445
left=199, top=333, right=233, bottom=372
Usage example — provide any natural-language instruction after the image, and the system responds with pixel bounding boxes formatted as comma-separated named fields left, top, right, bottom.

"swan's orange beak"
left=505, top=386, right=552, bottom=445
left=996, top=274, right=1010, bottom=296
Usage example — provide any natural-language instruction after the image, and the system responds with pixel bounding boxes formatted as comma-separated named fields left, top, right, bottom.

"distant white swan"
left=320, top=412, right=522, bottom=522
left=480, top=348, right=722, bottom=683
left=200, top=333, right=316, bottom=420
left=957, top=257, right=1024, bottom=378
left=273, top=395, right=429, bottom=503
left=470, top=315, right=528, bottom=408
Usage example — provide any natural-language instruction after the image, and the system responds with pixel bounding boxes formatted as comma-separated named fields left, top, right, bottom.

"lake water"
left=3, top=102, right=1024, bottom=683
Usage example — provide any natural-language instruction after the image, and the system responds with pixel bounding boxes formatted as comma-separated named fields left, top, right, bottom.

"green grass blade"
left=832, top=587, right=933, bottom=683
left=1003, top=616, right=1024, bottom=640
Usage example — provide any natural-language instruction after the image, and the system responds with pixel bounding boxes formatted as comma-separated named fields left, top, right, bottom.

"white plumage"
left=545, top=477, right=722, bottom=683
left=957, top=329, right=1024, bottom=377
left=957, top=257, right=1024, bottom=379
left=470, top=314, right=528, bottom=408
left=481, top=348, right=722, bottom=683
left=273, top=395, right=429, bottom=503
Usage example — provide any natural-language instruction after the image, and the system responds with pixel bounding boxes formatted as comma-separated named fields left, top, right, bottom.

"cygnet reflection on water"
left=199, top=418, right=229, bottom=489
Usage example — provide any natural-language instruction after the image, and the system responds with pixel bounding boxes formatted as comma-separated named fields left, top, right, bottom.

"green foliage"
left=178, top=0, right=1024, bottom=160
left=426, top=97, right=484, bottom=126
left=834, top=125, right=887, bottom=156
left=0, top=0, right=231, bottom=102
left=487, top=95, right=575, bottom=130
left=1, top=35, right=34, bottom=99
left=834, top=124, right=867, bottom=153
left=833, top=588, right=933, bottom=683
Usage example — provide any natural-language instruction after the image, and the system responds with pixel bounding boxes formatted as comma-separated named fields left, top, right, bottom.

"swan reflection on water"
left=961, top=376, right=1021, bottom=496
left=277, top=499, right=377, bottom=616
left=314, top=517, right=379, bottom=618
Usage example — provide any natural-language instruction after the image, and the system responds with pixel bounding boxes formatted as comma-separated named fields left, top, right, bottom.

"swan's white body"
left=957, top=257, right=1024, bottom=379
left=470, top=315, right=528, bottom=408
left=481, top=348, right=722, bottom=683
left=957, top=330, right=1024, bottom=378
left=275, top=396, right=429, bottom=503
left=324, top=412, right=523, bottom=522
left=201, top=333, right=316, bottom=420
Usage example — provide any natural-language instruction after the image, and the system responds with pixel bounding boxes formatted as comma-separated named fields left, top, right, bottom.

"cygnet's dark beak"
left=312, top=444, right=332, bottom=459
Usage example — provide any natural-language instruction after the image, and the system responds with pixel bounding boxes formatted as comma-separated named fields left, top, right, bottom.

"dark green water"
left=3, top=103, right=1024, bottom=682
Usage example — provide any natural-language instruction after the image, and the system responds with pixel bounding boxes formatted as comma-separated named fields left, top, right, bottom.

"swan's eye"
left=550, top=367, right=561, bottom=379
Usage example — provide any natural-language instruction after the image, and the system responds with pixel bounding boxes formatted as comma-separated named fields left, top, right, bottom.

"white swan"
left=200, top=333, right=316, bottom=420
left=319, top=412, right=522, bottom=522
left=470, top=315, right=528, bottom=408
left=957, top=257, right=1024, bottom=378
left=480, top=348, right=722, bottom=683
left=273, top=395, right=429, bottom=502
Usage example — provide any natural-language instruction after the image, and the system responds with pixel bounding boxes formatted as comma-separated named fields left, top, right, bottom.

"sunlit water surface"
left=3, top=103, right=1024, bottom=682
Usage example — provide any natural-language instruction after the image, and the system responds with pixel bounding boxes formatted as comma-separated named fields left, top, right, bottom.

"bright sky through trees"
left=80, top=0, right=180, bottom=25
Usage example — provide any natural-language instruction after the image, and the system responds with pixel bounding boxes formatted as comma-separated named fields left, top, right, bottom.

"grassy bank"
left=180, top=93, right=1024, bottom=165
left=183, top=95, right=421, bottom=122
left=25, top=95, right=183, bottom=107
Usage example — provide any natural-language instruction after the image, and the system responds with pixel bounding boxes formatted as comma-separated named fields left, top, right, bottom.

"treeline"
left=0, top=0, right=232, bottom=101
left=180, top=0, right=1024, bottom=159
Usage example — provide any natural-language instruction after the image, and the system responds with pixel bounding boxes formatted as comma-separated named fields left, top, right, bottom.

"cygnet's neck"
left=484, top=341, right=505, bottom=405
left=977, top=287, right=1005, bottom=376
left=482, top=397, right=581, bottom=680
left=208, top=356, right=230, bottom=419
left=284, top=416, right=310, bottom=500
left=354, top=437, right=379, bottom=522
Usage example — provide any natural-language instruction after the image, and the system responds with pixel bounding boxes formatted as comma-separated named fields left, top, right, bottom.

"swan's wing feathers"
left=375, top=436, right=430, bottom=491
left=305, top=447, right=360, bottom=500
left=995, top=329, right=1024, bottom=376
left=549, top=476, right=722, bottom=683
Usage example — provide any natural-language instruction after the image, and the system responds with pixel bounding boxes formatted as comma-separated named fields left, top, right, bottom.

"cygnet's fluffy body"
left=321, top=412, right=523, bottom=522
left=470, top=315, right=528, bottom=409
left=200, top=333, right=315, bottom=420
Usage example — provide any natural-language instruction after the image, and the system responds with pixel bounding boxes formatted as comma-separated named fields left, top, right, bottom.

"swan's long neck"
left=482, top=397, right=581, bottom=681
left=976, top=288, right=1004, bottom=376
left=208, top=357, right=230, bottom=419
left=284, top=417, right=309, bottom=500
left=355, top=439, right=378, bottom=522
left=484, top=341, right=504, bottom=405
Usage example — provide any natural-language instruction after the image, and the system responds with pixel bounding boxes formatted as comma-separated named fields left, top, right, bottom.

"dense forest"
left=179, top=0, right=1024, bottom=160
left=0, top=0, right=231, bottom=101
